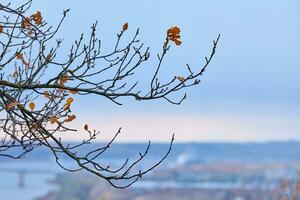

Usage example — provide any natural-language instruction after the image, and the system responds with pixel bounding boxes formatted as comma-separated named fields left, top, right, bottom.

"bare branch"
left=0, top=1, right=219, bottom=188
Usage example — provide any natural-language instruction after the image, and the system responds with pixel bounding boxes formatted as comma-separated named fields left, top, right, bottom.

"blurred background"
left=1, top=0, right=300, bottom=199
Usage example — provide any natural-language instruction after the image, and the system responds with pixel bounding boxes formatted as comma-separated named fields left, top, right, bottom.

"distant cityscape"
left=2, top=141, right=300, bottom=200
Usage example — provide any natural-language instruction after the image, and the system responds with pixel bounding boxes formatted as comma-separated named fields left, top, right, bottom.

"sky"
left=18, top=0, right=300, bottom=142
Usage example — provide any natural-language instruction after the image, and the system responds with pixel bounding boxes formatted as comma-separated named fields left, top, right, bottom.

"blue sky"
left=28, top=0, right=300, bottom=142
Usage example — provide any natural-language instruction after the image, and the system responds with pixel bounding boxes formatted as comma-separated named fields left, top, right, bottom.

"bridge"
left=0, top=168, right=55, bottom=188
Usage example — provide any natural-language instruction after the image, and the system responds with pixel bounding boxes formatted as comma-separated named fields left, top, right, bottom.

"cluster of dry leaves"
left=3, top=15, right=185, bottom=134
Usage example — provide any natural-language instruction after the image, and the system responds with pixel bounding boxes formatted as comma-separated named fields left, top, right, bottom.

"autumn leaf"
left=64, top=105, right=70, bottom=110
left=57, top=88, right=65, bottom=94
left=16, top=52, right=24, bottom=60
left=31, top=11, right=43, bottom=25
left=66, top=97, right=74, bottom=105
left=50, top=116, right=57, bottom=124
left=64, top=115, right=76, bottom=123
left=167, top=26, right=182, bottom=46
left=0, top=25, right=3, bottom=33
left=17, top=104, right=24, bottom=109
left=177, top=76, right=186, bottom=82
left=122, top=22, right=128, bottom=31
left=22, top=60, right=30, bottom=68
left=44, top=91, right=60, bottom=99
left=16, top=52, right=30, bottom=67
left=5, top=101, right=19, bottom=110
left=58, top=74, right=69, bottom=85
left=69, top=90, right=78, bottom=95
left=21, top=17, right=31, bottom=29
left=84, top=124, right=89, bottom=131
left=46, top=53, right=52, bottom=61
left=174, top=40, right=182, bottom=46
left=44, top=91, right=51, bottom=99
left=64, top=97, right=74, bottom=110
left=27, top=30, right=34, bottom=36
left=29, top=102, right=35, bottom=111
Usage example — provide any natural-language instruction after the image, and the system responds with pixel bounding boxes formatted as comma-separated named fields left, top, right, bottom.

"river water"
left=0, top=159, right=285, bottom=200
left=0, top=161, right=59, bottom=200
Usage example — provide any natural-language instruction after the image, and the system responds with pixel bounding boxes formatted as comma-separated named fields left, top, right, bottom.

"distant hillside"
left=2, top=141, right=300, bottom=164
